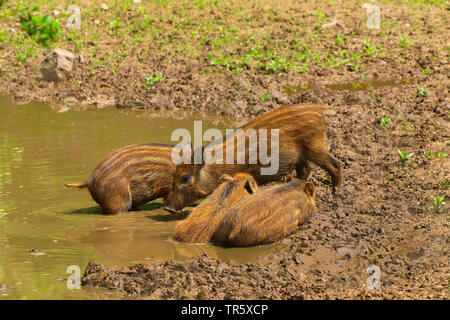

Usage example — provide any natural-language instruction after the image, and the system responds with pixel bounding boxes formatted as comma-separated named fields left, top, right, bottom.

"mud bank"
left=83, top=205, right=449, bottom=299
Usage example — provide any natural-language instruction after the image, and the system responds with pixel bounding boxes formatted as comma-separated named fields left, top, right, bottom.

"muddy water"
left=0, top=96, right=274, bottom=299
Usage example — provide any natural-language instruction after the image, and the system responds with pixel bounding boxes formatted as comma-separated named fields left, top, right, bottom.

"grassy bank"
left=0, top=0, right=448, bottom=115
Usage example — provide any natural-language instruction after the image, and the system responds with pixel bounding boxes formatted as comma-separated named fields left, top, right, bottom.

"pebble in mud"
left=39, top=49, right=76, bottom=82
left=29, top=248, right=46, bottom=257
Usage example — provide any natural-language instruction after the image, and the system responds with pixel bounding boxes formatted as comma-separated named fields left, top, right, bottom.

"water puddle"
left=0, top=96, right=274, bottom=299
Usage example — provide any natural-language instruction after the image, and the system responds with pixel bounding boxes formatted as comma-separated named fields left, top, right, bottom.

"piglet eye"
left=180, top=174, right=192, bottom=184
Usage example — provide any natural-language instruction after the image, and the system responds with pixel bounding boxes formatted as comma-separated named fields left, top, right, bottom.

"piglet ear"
left=245, top=175, right=258, bottom=194
left=304, top=181, right=316, bottom=199
left=220, top=174, right=233, bottom=182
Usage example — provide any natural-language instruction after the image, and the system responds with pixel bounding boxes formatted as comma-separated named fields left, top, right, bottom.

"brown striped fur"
left=66, top=143, right=175, bottom=214
left=213, top=178, right=317, bottom=247
left=165, top=104, right=341, bottom=212
left=174, top=173, right=258, bottom=243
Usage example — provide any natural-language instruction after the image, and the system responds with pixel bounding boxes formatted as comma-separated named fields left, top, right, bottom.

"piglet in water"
left=213, top=178, right=318, bottom=247
left=66, top=143, right=175, bottom=214
left=174, top=173, right=258, bottom=242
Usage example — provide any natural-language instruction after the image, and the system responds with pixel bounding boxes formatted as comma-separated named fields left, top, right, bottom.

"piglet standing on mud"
left=66, top=143, right=175, bottom=214
left=213, top=178, right=318, bottom=247
left=165, top=104, right=341, bottom=213
left=174, top=173, right=258, bottom=243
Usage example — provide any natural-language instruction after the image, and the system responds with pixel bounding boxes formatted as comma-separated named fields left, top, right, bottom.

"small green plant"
left=299, top=64, right=308, bottom=72
left=350, top=82, right=361, bottom=89
left=399, top=36, right=410, bottom=49
left=210, top=56, right=244, bottom=73
left=16, top=45, right=36, bottom=63
left=260, top=90, right=272, bottom=102
left=64, top=97, right=76, bottom=105
left=380, top=117, right=391, bottom=129
left=349, top=52, right=362, bottom=61
left=440, top=178, right=450, bottom=190
left=386, top=174, right=394, bottom=181
left=431, top=195, right=445, bottom=213
left=363, top=40, right=377, bottom=57
left=109, top=20, right=121, bottom=30
left=417, top=87, right=429, bottom=96
left=336, top=34, right=345, bottom=47
left=425, top=150, right=436, bottom=160
left=260, top=55, right=293, bottom=74
left=421, top=69, right=430, bottom=75
left=145, top=73, right=163, bottom=87
left=18, top=6, right=60, bottom=49
left=398, top=149, right=414, bottom=163
left=314, top=10, right=325, bottom=22
left=0, top=28, right=7, bottom=44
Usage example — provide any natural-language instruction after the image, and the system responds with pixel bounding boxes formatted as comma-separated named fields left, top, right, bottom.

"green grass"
left=398, top=149, right=414, bottom=163
left=260, top=90, right=272, bottom=102
left=417, top=87, right=429, bottom=96
left=145, top=73, right=164, bottom=87
left=0, top=0, right=447, bottom=90
left=437, top=152, right=448, bottom=160
left=335, top=34, right=345, bottom=47
left=380, top=117, right=392, bottom=129
left=17, top=5, right=61, bottom=49
left=431, top=195, right=446, bottom=213
left=399, top=36, right=411, bottom=49
left=440, top=179, right=450, bottom=190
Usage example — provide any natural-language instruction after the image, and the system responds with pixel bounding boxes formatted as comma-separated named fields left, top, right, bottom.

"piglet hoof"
left=163, top=206, right=178, bottom=214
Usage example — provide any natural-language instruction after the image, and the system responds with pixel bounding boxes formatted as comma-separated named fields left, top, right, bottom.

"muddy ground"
left=1, top=0, right=449, bottom=299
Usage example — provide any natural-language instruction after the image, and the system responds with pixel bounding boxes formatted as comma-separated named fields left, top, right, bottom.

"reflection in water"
left=0, top=96, right=274, bottom=299
left=74, top=208, right=272, bottom=266
left=0, top=135, right=21, bottom=217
